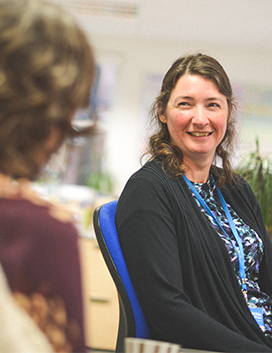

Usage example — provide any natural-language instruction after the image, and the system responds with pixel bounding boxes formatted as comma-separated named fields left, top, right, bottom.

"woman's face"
left=159, top=74, right=229, bottom=167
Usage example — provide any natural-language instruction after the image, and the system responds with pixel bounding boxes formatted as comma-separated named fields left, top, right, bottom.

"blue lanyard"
left=183, top=174, right=248, bottom=301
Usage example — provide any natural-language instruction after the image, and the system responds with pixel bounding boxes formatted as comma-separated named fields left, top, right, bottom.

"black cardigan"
left=116, top=159, right=272, bottom=352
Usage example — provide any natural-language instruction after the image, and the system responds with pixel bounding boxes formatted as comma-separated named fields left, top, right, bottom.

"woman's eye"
left=178, top=102, right=189, bottom=106
left=209, top=102, right=220, bottom=108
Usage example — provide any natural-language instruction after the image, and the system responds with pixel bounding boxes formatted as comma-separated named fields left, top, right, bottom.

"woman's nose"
left=191, top=106, right=209, bottom=125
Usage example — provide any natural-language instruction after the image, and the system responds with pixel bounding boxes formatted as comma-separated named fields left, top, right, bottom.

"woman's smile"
left=159, top=74, right=229, bottom=167
left=187, top=131, right=213, bottom=137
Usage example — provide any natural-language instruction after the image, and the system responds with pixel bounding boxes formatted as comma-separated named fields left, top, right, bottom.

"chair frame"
left=93, top=200, right=149, bottom=352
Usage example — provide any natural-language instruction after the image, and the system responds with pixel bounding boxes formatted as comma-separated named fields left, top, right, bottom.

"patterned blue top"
left=190, top=176, right=272, bottom=339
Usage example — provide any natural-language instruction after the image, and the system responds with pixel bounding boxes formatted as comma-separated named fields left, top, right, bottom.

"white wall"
left=88, top=33, right=272, bottom=195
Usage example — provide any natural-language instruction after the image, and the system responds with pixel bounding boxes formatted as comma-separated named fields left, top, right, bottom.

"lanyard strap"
left=183, top=174, right=248, bottom=297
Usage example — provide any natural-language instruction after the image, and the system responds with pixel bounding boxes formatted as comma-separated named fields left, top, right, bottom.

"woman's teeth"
left=189, top=132, right=211, bottom=137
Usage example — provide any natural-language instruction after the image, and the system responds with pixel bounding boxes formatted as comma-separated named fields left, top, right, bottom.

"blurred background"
left=46, top=0, right=272, bottom=195
left=35, top=0, right=272, bottom=236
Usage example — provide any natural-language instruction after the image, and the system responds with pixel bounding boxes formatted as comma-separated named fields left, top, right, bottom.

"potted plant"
left=235, top=138, right=272, bottom=237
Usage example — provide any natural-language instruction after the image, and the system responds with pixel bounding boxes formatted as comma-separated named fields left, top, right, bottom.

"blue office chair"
left=93, top=200, right=150, bottom=352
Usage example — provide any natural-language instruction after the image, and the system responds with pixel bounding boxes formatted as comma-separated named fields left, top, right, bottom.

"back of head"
left=0, top=0, right=95, bottom=179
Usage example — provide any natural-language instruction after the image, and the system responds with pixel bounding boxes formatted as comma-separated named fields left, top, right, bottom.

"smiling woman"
left=116, top=53, right=272, bottom=352
left=147, top=53, right=236, bottom=188
left=158, top=74, right=229, bottom=182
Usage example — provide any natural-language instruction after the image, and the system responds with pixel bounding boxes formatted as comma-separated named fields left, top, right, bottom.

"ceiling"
left=53, top=0, right=272, bottom=51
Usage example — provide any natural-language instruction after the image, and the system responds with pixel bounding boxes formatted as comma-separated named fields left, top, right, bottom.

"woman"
left=116, top=53, right=272, bottom=352
left=0, top=0, right=95, bottom=351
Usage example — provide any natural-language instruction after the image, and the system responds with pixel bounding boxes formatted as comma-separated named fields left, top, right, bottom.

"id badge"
left=249, top=305, right=264, bottom=331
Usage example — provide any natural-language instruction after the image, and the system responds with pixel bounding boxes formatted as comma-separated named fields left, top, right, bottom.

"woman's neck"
left=0, top=172, right=28, bottom=199
left=183, top=155, right=213, bottom=183
left=183, top=161, right=212, bottom=183
left=184, top=169, right=210, bottom=183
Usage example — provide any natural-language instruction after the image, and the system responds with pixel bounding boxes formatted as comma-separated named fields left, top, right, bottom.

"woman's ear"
left=158, top=102, right=167, bottom=123
left=159, top=113, right=167, bottom=123
left=228, top=103, right=233, bottom=123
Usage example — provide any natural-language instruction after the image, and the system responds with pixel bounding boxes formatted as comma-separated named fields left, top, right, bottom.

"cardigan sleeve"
left=116, top=171, right=272, bottom=352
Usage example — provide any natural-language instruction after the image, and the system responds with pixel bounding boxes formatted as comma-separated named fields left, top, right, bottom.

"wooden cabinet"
left=79, top=237, right=119, bottom=351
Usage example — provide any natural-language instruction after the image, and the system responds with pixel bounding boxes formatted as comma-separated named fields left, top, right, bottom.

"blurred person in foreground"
left=0, top=0, right=96, bottom=351
left=116, top=53, right=272, bottom=352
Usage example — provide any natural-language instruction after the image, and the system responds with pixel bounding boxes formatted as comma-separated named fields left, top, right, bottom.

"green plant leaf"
left=235, top=138, right=272, bottom=237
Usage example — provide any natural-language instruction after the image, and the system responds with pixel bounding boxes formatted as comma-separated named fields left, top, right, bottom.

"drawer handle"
left=90, top=296, right=110, bottom=303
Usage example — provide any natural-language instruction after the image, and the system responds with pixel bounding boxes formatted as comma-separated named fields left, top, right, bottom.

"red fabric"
left=0, top=198, right=86, bottom=352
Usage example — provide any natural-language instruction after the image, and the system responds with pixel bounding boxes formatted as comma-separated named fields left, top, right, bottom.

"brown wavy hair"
left=0, top=0, right=95, bottom=179
left=146, top=53, right=237, bottom=188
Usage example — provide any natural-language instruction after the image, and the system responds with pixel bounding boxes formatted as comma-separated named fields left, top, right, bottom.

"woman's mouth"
left=187, top=132, right=212, bottom=137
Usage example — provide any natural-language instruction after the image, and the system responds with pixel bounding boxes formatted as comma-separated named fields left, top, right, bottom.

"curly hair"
left=146, top=53, right=237, bottom=188
left=0, top=0, right=95, bottom=179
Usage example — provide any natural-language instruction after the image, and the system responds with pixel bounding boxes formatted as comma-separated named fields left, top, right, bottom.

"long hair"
left=146, top=53, right=236, bottom=188
left=0, top=0, right=95, bottom=179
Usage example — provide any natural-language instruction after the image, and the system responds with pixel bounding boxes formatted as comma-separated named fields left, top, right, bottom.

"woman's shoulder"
left=121, top=160, right=177, bottom=197
left=212, top=166, right=250, bottom=190
left=1, top=194, right=74, bottom=224
left=129, top=159, right=178, bottom=183
left=214, top=168, right=256, bottom=204
left=118, top=158, right=184, bottom=212
left=0, top=180, right=77, bottom=242
left=0, top=175, right=74, bottom=223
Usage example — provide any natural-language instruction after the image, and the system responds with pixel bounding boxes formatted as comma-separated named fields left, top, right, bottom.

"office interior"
left=42, top=0, right=272, bottom=351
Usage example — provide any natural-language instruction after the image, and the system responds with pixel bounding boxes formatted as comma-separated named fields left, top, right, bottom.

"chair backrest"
left=93, top=200, right=150, bottom=352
